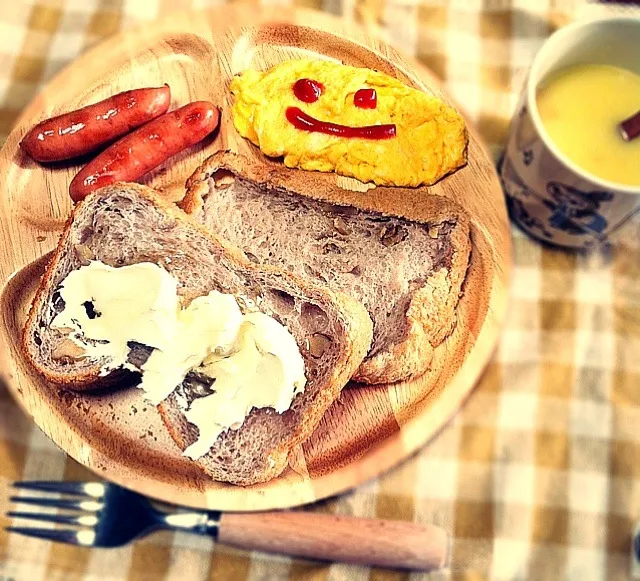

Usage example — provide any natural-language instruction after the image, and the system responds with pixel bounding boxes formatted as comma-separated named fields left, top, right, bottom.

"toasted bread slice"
left=182, top=152, right=471, bottom=384
left=22, top=183, right=373, bottom=485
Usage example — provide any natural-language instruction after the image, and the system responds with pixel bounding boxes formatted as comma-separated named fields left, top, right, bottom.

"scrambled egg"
left=230, top=59, right=467, bottom=187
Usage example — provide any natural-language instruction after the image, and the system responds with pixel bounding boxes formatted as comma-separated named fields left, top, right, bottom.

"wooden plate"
left=0, top=6, right=511, bottom=511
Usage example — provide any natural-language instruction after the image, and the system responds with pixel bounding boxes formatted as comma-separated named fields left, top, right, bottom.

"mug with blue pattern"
left=500, top=17, right=640, bottom=250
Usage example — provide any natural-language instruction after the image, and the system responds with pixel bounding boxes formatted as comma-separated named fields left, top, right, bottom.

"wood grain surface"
left=0, top=5, right=511, bottom=511
left=218, top=512, right=449, bottom=570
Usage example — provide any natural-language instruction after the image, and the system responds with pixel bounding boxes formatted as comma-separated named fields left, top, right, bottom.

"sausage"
left=69, top=102, right=221, bottom=202
left=20, top=86, right=171, bottom=162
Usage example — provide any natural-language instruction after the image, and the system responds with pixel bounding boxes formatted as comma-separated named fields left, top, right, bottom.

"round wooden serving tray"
left=0, top=6, right=511, bottom=511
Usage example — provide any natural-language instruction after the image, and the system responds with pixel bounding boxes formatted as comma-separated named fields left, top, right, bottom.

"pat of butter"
left=140, top=292, right=243, bottom=405
left=51, top=261, right=180, bottom=373
left=51, top=261, right=307, bottom=459
left=183, top=311, right=306, bottom=459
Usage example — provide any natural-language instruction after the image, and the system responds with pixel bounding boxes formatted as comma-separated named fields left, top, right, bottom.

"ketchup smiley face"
left=290, top=79, right=394, bottom=139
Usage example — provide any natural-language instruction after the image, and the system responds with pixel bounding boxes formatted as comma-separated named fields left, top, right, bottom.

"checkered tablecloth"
left=1, top=1, right=640, bottom=580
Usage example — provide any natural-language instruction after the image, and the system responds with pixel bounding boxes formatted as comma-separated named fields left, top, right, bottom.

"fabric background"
left=1, top=1, right=640, bottom=579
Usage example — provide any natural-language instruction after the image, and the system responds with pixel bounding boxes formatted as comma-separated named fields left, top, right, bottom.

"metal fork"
left=6, top=481, right=448, bottom=570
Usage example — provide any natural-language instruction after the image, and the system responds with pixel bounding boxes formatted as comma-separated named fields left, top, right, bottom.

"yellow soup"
left=536, top=64, right=640, bottom=187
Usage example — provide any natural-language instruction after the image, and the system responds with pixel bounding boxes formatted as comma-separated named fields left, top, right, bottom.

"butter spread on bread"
left=23, top=184, right=373, bottom=485
left=50, top=260, right=307, bottom=460
left=184, top=311, right=306, bottom=459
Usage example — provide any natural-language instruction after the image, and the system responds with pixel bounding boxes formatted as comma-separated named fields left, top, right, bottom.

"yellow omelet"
left=230, top=59, right=468, bottom=188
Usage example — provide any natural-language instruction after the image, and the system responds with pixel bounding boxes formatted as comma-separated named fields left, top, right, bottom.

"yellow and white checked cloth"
left=1, top=1, right=640, bottom=580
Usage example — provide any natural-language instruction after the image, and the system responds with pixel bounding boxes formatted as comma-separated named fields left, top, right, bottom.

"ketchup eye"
left=293, top=79, right=324, bottom=103
left=354, top=88, right=377, bottom=109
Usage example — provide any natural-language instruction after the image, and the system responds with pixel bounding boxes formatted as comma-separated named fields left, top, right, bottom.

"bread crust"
left=182, top=151, right=471, bottom=384
left=22, top=182, right=373, bottom=485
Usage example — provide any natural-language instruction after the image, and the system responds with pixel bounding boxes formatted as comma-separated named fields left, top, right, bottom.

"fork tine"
left=9, top=496, right=103, bottom=512
left=7, top=511, right=99, bottom=527
left=5, top=526, right=91, bottom=546
left=12, top=481, right=105, bottom=498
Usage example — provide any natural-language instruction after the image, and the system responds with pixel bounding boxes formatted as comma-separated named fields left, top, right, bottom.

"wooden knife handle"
left=218, top=511, right=449, bottom=570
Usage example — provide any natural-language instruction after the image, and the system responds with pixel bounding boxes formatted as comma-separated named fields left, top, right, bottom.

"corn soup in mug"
left=536, top=64, right=640, bottom=187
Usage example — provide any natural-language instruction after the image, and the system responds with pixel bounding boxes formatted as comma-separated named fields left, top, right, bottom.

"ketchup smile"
left=286, top=107, right=396, bottom=140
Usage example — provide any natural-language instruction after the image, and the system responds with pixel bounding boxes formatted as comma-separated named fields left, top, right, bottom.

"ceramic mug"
left=500, top=16, right=640, bottom=250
